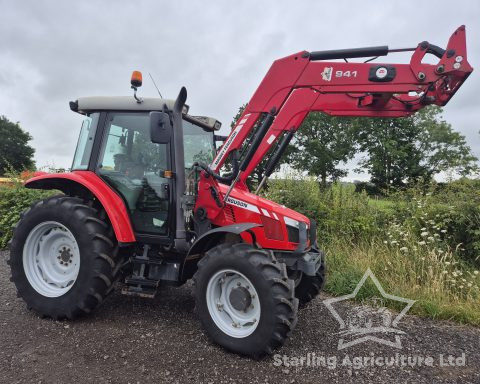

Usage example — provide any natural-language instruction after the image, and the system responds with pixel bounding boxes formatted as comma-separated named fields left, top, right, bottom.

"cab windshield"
left=183, top=119, right=215, bottom=168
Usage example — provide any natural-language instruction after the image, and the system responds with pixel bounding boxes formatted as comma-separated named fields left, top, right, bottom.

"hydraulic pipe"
left=308, top=45, right=389, bottom=61
left=255, top=130, right=294, bottom=194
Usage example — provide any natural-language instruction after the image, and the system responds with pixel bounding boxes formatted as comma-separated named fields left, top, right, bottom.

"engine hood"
left=217, top=184, right=310, bottom=227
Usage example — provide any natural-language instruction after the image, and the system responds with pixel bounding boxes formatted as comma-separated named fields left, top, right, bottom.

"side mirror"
left=150, top=111, right=173, bottom=144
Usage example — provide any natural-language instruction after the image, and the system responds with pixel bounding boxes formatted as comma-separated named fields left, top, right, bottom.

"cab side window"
left=97, top=113, right=171, bottom=235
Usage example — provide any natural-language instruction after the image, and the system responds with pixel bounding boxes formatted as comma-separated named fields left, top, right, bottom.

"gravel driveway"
left=1, top=250, right=479, bottom=384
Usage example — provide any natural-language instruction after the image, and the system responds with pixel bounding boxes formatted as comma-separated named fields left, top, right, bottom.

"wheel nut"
left=237, top=282, right=241, bottom=287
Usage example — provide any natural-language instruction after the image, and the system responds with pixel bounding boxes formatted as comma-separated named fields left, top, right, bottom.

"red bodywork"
left=26, top=171, right=136, bottom=243
left=27, top=26, right=472, bottom=252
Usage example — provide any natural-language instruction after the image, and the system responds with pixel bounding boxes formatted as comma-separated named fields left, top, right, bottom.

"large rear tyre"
left=193, top=243, right=298, bottom=357
left=8, top=196, right=118, bottom=320
left=294, top=254, right=326, bottom=304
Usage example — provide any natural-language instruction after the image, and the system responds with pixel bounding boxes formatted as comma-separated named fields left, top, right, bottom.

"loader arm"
left=209, top=25, right=472, bottom=191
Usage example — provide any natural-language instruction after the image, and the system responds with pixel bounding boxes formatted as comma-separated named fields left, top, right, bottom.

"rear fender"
left=25, top=171, right=136, bottom=243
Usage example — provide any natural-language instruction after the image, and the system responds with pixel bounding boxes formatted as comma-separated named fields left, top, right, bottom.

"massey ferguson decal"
left=211, top=114, right=251, bottom=170
left=226, top=197, right=260, bottom=214
left=321, top=66, right=333, bottom=82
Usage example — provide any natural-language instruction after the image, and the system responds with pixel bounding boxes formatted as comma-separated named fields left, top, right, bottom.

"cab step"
left=121, top=277, right=158, bottom=298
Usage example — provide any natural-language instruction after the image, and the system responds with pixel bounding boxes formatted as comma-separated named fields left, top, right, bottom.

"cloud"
left=1, top=0, right=479, bottom=172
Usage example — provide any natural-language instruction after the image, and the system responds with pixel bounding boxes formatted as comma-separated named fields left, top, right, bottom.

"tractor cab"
left=69, top=78, right=221, bottom=243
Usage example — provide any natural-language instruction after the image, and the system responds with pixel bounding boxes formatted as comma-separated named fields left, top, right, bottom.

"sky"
left=1, top=0, right=478, bottom=181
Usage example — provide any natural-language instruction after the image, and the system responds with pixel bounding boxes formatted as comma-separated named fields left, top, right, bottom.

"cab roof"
left=70, top=96, right=221, bottom=131
left=70, top=96, right=189, bottom=114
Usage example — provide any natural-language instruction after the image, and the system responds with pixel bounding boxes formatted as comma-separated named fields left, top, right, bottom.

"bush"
left=265, top=178, right=395, bottom=244
left=0, top=180, right=56, bottom=249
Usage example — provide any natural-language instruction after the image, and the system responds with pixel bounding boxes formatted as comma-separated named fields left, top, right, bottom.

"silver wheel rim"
left=23, top=221, right=80, bottom=298
left=206, top=269, right=261, bottom=338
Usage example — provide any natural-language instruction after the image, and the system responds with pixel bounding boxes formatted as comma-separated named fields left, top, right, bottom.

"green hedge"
left=0, top=183, right=56, bottom=249
left=265, top=177, right=480, bottom=267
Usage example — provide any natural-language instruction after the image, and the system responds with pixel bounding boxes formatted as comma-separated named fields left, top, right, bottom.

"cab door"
left=96, top=112, right=173, bottom=240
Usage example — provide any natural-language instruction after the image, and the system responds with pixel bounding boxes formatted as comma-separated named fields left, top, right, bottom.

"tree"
left=356, top=115, right=423, bottom=191
left=415, top=107, right=478, bottom=179
left=357, top=106, right=478, bottom=192
left=288, top=112, right=357, bottom=186
left=0, top=116, right=35, bottom=175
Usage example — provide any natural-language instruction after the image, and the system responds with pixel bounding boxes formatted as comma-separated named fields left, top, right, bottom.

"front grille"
left=261, top=216, right=284, bottom=241
left=286, top=225, right=299, bottom=243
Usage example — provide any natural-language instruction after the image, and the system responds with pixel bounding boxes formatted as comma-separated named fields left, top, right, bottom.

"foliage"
left=414, top=107, right=478, bottom=178
left=0, top=173, right=56, bottom=249
left=356, top=106, right=478, bottom=192
left=265, top=178, right=395, bottom=243
left=0, top=115, right=35, bottom=175
left=289, top=112, right=357, bottom=186
left=266, top=175, right=480, bottom=325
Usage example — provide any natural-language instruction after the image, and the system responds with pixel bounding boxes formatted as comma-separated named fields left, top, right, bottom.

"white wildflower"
left=418, top=241, right=426, bottom=245
left=421, top=232, right=429, bottom=237
left=400, top=247, right=408, bottom=252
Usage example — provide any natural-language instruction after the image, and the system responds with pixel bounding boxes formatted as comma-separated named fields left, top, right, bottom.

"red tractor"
left=8, top=26, right=471, bottom=356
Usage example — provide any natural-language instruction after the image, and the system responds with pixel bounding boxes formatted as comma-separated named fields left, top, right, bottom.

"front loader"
left=8, top=26, right=472, bottom=357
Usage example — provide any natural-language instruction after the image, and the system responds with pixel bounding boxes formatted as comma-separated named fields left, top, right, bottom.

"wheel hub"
left=229, top=286, right=252, bottom=312
left=206, top=269, right=261, bottom=338
left=58, top=247, right=73, bottom=264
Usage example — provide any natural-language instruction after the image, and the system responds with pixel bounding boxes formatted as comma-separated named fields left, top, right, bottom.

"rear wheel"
left=8, top=195, right=118, bottom=320
left=193, top=243, right=298, bottom=357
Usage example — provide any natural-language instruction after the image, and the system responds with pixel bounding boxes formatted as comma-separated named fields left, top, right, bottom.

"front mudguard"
left=275, top=248, right=324, bottom=276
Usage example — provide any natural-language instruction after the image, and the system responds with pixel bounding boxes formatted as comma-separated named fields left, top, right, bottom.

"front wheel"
left=193, top=243, right=298, bottom=357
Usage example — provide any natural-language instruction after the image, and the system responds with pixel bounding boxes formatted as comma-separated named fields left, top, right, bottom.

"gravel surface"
left=1, top=249, right=479, bottom=384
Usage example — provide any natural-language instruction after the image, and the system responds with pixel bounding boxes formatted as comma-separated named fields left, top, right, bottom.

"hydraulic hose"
left=194, top=153, right=239, bottom=184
